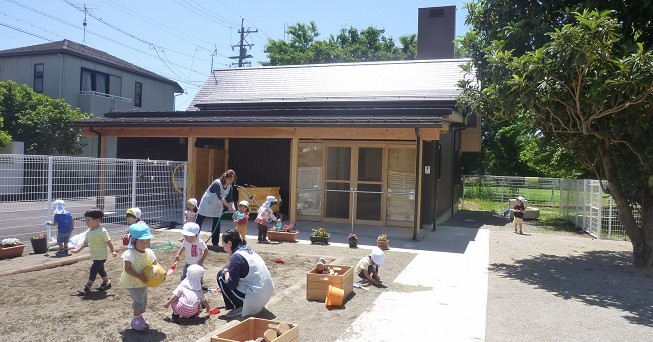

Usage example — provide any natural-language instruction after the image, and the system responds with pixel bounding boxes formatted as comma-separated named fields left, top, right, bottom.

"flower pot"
left=310, top=236, right=330, bottom=245
left=348, top=238, right=358, bottom=248
left=267, top=231, right=298, bottom=242
left=0, top=243, right=25, bottom=259
left=376, top=239, right=390, bottom=250
left=30, top=237, right=48, bottom=254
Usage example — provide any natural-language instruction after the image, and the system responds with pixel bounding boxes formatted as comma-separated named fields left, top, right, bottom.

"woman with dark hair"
left=217, top=229, right=274, bottom=318
left=197, top=169, right=237, bottom=246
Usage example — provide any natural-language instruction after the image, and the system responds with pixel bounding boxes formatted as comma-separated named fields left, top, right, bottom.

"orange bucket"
left=325, top=285, right=344, bottom=307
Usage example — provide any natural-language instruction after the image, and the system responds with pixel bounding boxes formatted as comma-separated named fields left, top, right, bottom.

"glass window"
left=297, top=144, right=323, bottom=216
left=326, top=147, right=350, bottom=181
left=358, top=147, right=382, bottom=181
left=33, top=63, right=44, bottom=93
left=134, top=81, right=142, bottom=107
left=80, top=68, right=110, bottom=94
left=387, top=147, right=416, bottom=223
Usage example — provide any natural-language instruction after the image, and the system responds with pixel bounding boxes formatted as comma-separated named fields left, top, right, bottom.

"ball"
left=143, top=264, right=166, bottom=287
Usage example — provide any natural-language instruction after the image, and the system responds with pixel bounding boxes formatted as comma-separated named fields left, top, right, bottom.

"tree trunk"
left=608, top=181, right=653, bottom=268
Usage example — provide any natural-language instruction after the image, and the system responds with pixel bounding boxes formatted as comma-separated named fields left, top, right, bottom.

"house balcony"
left=78, top=91, right=133, bottom=117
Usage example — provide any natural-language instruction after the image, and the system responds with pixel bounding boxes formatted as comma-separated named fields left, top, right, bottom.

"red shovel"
left=166, top=261, right=178, bottom=277
left=209, top=308, right=220, bottom=315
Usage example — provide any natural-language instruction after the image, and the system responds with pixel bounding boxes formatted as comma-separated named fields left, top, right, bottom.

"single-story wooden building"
left=73, top=58, right=479, bottom=238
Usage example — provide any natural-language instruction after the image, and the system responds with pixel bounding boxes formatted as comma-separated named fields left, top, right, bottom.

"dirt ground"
left=0, top=232, right=414, bottom=342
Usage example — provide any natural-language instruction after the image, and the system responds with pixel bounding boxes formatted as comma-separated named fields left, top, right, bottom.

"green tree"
left=264, top=21, right=417, bottom=65
left=0, top=81, right=91, bottom=155
left=460, top=7, right=653, bottom=268
left=0, top=115, right=11, bottom=148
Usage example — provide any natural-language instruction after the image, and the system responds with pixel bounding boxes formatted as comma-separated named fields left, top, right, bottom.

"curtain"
left=95, top=73, right=106, bottom=93
left=81, top=70, right=92, bottom=91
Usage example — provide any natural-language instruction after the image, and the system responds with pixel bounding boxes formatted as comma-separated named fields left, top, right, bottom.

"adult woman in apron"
left=197, top=169, right=236, bottom=246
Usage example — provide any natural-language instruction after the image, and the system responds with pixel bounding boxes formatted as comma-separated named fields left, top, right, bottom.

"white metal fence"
left=0, top=154, right=187, bottom=251
left=462, top=175, right=631, bottom=240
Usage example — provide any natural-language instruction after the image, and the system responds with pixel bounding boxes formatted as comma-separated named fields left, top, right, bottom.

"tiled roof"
left=0, top=40, right=182, bottom=92
left=188, top=59, right=471, bottom=111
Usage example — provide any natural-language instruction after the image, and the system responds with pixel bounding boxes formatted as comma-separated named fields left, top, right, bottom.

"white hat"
left=238, top=200, right=249, bottom=207
left=53, top=199, right=66, bottom=215
left=187, top=198, right=198, bottom=206
left=370, top=247, right=384, bottom=266
left=182, top=222, right=200, bottom=236
left=126, top=207, right=142, bottom=219
left=182, top=264, right=204, bottom=291
left=264, top=196, right=277, bottom=208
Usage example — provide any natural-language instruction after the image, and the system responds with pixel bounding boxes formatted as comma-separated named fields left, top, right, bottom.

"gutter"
left=57, top=53, right=63, bottom=99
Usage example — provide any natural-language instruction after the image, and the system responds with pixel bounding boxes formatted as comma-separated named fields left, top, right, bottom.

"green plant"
left=311, top=227, right=329, bottom=238
left=377, top=233, right=388, bottom=241
left=1, top=238, right=20, bottom=247
left=348, top=233, right=357, bottom=240
left=31, top=233, right=46, bottom=240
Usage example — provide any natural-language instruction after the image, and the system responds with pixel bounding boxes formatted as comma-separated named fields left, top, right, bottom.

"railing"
left=0, top=154, right=186, bottom=251
left=79, top=91, right=133, bottom=102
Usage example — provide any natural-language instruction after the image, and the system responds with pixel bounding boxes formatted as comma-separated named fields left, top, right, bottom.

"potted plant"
left=377, top=233, right=390, bottom=250
left=310, top=227, right=330, bottom=244
left=348, top=233, right=358, bottom=248
left=268, top=224, right=299, bottom=242
left=30, top=232, right=49, bottom=254
left=0, top=238, right=26, bottom=259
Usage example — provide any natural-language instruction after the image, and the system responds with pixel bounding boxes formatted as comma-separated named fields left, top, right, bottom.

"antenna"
left=71, top=2, right=99, bottom=44
left=83, top=4, right=88, bottom=43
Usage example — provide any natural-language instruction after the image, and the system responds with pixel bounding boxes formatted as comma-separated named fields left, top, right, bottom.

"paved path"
left=337, top=225, right=489, bottom=342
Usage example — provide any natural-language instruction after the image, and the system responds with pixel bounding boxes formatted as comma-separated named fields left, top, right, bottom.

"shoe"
left=225, top=307, right=242, bottom=318
left=55, top=249, right=67, bottom=256
left=97, top=282, right=112, bottom=291
left=78, top=285, right=91, bottom=295
left=131, top=316, right=149, bottom=331
left=171, top=313, right=180, bottom=322
left=519, top=231, right=523, bottom=234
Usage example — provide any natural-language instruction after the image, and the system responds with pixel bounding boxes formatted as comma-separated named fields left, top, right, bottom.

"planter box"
left=211, top=317, right=298, bottom=342
left=306, top=264, right=353, bottom=301
left=267, top=231, right=298, bottom=242
left=0, top=243, right=25, bottom=259
left=310, top=236, right=330, bottom=245
left=377, top=239, right=390, bottom=250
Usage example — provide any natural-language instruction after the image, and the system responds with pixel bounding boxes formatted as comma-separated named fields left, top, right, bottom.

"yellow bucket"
left=325, top=285, right=344, bottom=307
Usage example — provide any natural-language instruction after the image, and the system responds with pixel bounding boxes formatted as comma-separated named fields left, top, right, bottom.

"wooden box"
left=211, top=317, right=299, bottom=342
left=306, top=265, right=353, bottom=301
left=238, top=186, right=281, bottom=213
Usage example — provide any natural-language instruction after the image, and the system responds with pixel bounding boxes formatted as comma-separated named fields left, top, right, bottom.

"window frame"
left=33, top=63, right=44, bottom=93
left=134, top=81, right=142, bottom=107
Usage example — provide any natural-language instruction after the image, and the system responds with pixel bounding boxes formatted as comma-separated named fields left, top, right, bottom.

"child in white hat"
left=355, top=247, right=384, bottom=286
left=254, top=196, right=278, bottom=243
left=175, top=222, right=208, bottom=281
left=184, top=198, right=198, bottom=223
left=163, top=264, right=211, bottom=320
left=233, top=200, right=250, bottom=242
left=46, top=199, right=74, bottom=255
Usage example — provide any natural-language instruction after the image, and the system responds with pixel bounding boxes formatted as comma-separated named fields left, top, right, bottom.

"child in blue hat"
left=120, top=216, right=160, bottom=331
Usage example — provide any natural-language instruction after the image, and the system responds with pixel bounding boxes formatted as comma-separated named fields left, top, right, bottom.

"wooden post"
left=289, top=136, right=299, bottom=224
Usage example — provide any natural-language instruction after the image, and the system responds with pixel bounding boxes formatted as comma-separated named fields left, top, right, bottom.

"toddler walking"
left=163, top=264, right=211, bottom=320
left=174, top=222, right=208, bottom=281
left=47, top=199, right=74, bottom=256
left=70, top=208, right=117, bottom=294
left=120, top=223, right=160, bottom=331
left=254, top=196, right=278, bottom=243
left=185, top=198, right=198, bottom=223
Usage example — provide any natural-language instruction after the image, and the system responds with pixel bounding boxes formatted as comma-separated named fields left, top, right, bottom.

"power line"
left=0, top=21, right=54, bottom=42
left=171, top=0, right=238, bottom=28
left=229, top=18, right=257, bottom=67
left=185, top=0, right=239, bottom=26
left=0, top=10, right=67, bottom=40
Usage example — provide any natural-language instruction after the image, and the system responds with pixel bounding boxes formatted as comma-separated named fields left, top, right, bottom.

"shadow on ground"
left=489, top=250, right=653, bottom=327
left=443, top=210, right=510, bottom=229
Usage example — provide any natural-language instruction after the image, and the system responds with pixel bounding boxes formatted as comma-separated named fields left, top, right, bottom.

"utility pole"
left=229, top=18, right=257, bottom=67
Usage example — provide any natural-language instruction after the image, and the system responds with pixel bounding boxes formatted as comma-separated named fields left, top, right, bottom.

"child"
left=355, top=247, right=384, bottom=286
left=174, top=222, right=208, bottom=281
left=70, top=208, right=117, bottom=294
left=513, top=198, right=525, bottom=234
left=185, top=198, right=198, bottom=223
left=254, top=196, right=278, bottom=243
left=233, top=200, right=250, bottom=242
left=315, top=258, right=336, bottom=275
left=163, top=264, right=211, bottom=320
left=120, top=221, right=159, bottom=331
left=46, top=199, right=74, bottom=256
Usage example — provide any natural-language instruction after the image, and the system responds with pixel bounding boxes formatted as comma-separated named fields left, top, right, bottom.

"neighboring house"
left=0, top=39, right=183, bottom=157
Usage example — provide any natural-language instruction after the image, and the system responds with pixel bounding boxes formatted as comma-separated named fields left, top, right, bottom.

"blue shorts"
left=57, top=232, right=71, bottom=244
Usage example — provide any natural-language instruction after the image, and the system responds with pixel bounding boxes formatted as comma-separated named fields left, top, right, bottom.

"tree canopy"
left=0, top=81, right=91, bottom=155
left=263, top=21, right=417, bottom=65
left=460, top=2, right=653, bottom=268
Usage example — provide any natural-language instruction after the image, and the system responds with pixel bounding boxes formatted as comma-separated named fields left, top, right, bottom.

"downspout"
left=88, top=127, right=102, bottom=158
left=432, top=141, right=439, bottom=231
left=412, top=128, right=421, bottom=241
left=57, top=53, right=63, bottom=99
left=451, top=125, right=466, bottom=217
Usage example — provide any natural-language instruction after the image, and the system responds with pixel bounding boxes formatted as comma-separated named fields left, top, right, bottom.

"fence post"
left=131, top=160, right=137, bottom=208
left=597, top=181, right=602, bottom=239
left=183, top=163, right=188, bottom=223
left=608, top=194, right=613, bottom=239
left=47, top=156, right=53, bottom=241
